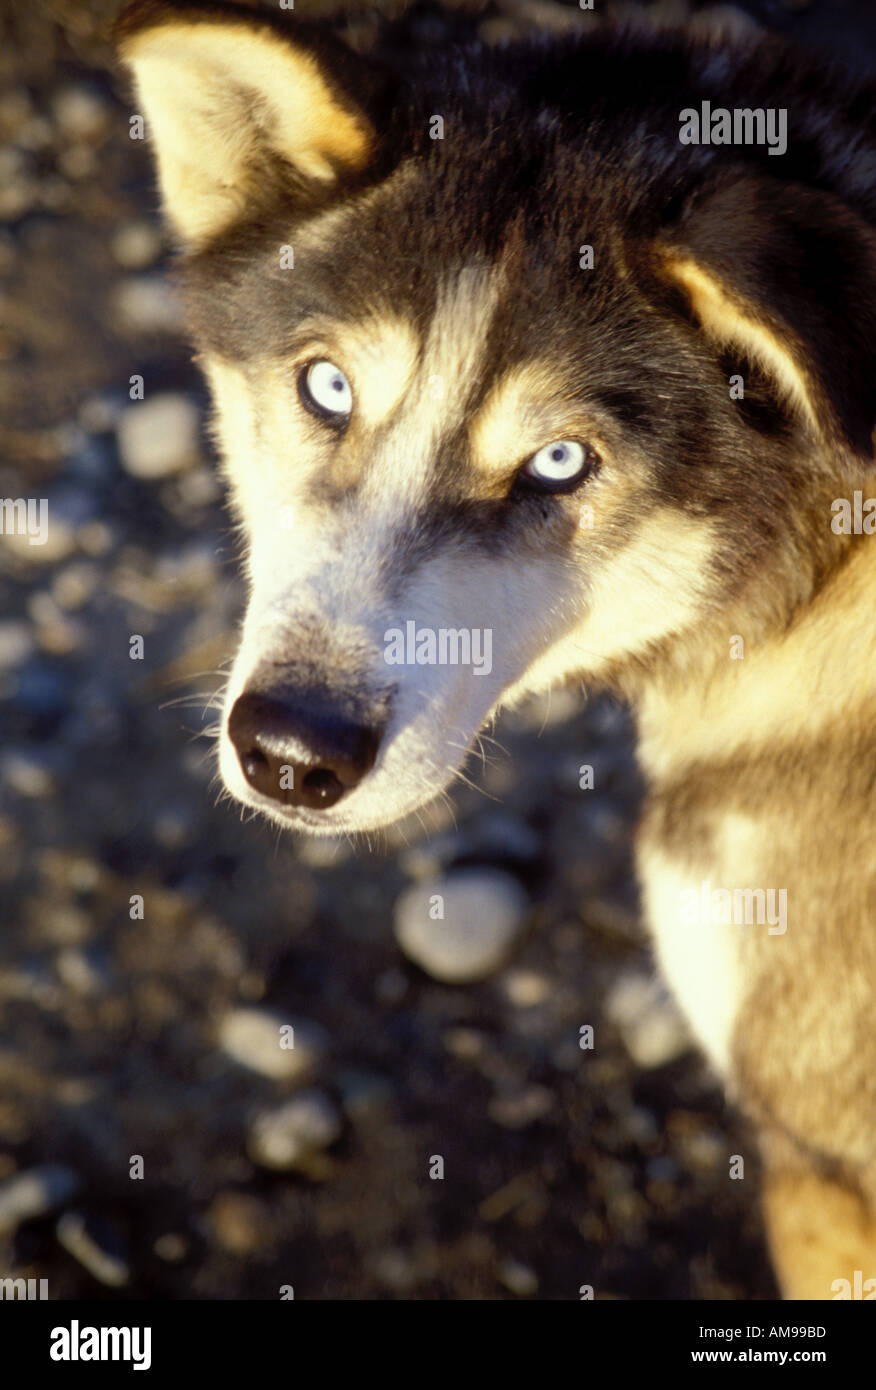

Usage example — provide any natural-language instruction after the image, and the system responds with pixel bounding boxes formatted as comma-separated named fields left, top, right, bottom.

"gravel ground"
left=2, top=0, right=873, bottom=1302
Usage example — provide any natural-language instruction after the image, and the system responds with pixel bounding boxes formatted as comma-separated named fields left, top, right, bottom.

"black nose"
left=227, top=691, right=381, bottom=811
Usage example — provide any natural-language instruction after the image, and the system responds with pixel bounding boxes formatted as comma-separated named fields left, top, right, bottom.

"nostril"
left=301, top=767, right=345, bottom=808
left=242, top=749, right=268, bottom=780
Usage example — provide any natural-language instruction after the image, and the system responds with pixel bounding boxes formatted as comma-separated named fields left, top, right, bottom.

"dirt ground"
left=0, top=0, right=872, bottom=1302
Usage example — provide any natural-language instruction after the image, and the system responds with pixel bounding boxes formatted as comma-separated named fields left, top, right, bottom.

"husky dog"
left=117, top=0, right=876, bottom=1298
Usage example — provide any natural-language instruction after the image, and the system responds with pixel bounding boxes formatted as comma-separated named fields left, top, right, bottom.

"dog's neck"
left=634, top=500, right=876, bottom=789
left=635, top=521, right=876, bottom=786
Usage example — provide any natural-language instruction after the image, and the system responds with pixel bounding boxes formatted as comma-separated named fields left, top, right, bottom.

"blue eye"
left=300, top=360, right=353, bottom=420
left=522, top=439, right=594, bottom=490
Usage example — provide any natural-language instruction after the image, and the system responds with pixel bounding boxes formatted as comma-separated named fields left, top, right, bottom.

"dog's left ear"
left=115, top=0, right=380, bottom=248
left=658, top=175, right=876, bottom=461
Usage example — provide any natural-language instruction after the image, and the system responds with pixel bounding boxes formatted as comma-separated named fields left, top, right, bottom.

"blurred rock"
left=110, top=221, right=162, bottom=270
left=369, top=1246, right=419, bottom=1292
left=0, top=507, right=75, bottom=564
left=0, top=1165, right=79, bottom=1235
left=394, top=868, right=529, bottom=983
left=218, top=1007, right=327, bottom=1082
left=247, top=1090, right=343, bottom=1171
left=112, top=275, right=185, bottom=336
left=117, top=393, right=199, bottom=479
left=56, top=1210, right=129, bottom=1287
left=55, top=947, right=108, bottom=996
left=154, top=1232, right=189, bottom=1263
left=58, top=145, right=95, bottom=180
left=499, top=969, right=551, bottom=1008
left=51, top=561, right=99, bottom=610
left=0, top=621, right=34, bottom=670
left=29, top=591, right=87, bottom=655
left=208, top=1191, right=273, bottom=1255
left=51, top=85, right=108, bottom=142
left=497, top=1257, right=539, bottom=1296
left=3, top=752, right=55, bottom=798
left=604, top=971, right=692, bottom=1068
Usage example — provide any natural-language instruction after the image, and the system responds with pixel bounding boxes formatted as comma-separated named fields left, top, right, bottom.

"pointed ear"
left=658, top=176, right=876, bottom=461
left=115, top=0, right=378, bottom=247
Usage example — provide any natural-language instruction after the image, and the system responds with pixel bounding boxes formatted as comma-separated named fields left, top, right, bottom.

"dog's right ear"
left=115, top=1, right=380, bottom=248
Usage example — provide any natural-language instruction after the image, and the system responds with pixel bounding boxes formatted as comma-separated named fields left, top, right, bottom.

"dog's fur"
left=116, top=0, right=876, bottom=1298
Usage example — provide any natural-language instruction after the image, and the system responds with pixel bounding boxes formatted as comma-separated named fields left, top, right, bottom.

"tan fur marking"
left=664, top=252, right=820, bottom=431
left=575, top=508, right=719, bottom=672
left=469, top=360, right=583, bottom=479
left=638, top=529, right=876, bottom=779
left=763, top=1170, right=876, bottom=1300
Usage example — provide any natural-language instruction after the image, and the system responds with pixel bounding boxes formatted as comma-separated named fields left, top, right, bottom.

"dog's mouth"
left=227, top=756, right=461, bottom=837
left=217, top=666, right=502, bottom=836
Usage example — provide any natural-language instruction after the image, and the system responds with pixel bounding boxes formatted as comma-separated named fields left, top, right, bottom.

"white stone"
left=0, top=621, right=34, bottom=669
left=0, top=1166, right=79, bottom=1235
left=394, top=868, right=528, bottom=983
left=604, top=970, right=691, bottom=1068
left=117, top=394, right=200, bottom=479
left=112, top=276, right=184, bottom=336
left=218, top=1007, right=326, bottom=1082
left=248, top=1091, right=342, bottom=1170
left=110, top=221, right=162, bottom=270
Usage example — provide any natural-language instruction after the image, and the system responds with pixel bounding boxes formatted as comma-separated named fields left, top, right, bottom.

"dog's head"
left=118, top=1, right=876, bottom=834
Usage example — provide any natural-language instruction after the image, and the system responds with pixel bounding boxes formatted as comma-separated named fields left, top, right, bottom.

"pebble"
left=0, top=1165, right=79, bottom=1235
left=111, top=275, right=184, bottom=335
left=154, top=1232, right=188, bottom=1263
left=51, top=562, right=99, bottom=610
left=56, top=1210, right=129, bottom=1287
left=51, top=85, right=108, bottom=142
left=604, top=971, right=691, bottom=1068
left=110, top=221, right=162, bottom=270
left=368, top=1247, right=418, bottom=1292
left=0, top=509, right=75, bottom=564
left=247, top=1090, right=343, bottom=1171
left=218, top=1007, right=327, bottom=1082
left=0, top=621, right=34, bottom=670
left=58, top=145, right=95, bottom=180
left=117, top=393, right=200, bottom=479
left=208, top=1191, right=272, bottom=1255
left=497, top=1258, right=539, bottom=1296
left=394, top=868, right=528, bottom=983
left=500, top=969, right=551, bottom=1008
left=76, top=520, right=114, bottom=556
left=55, top=947, right=108, bottom=996
left=3, top=752, right=54, bottom=798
